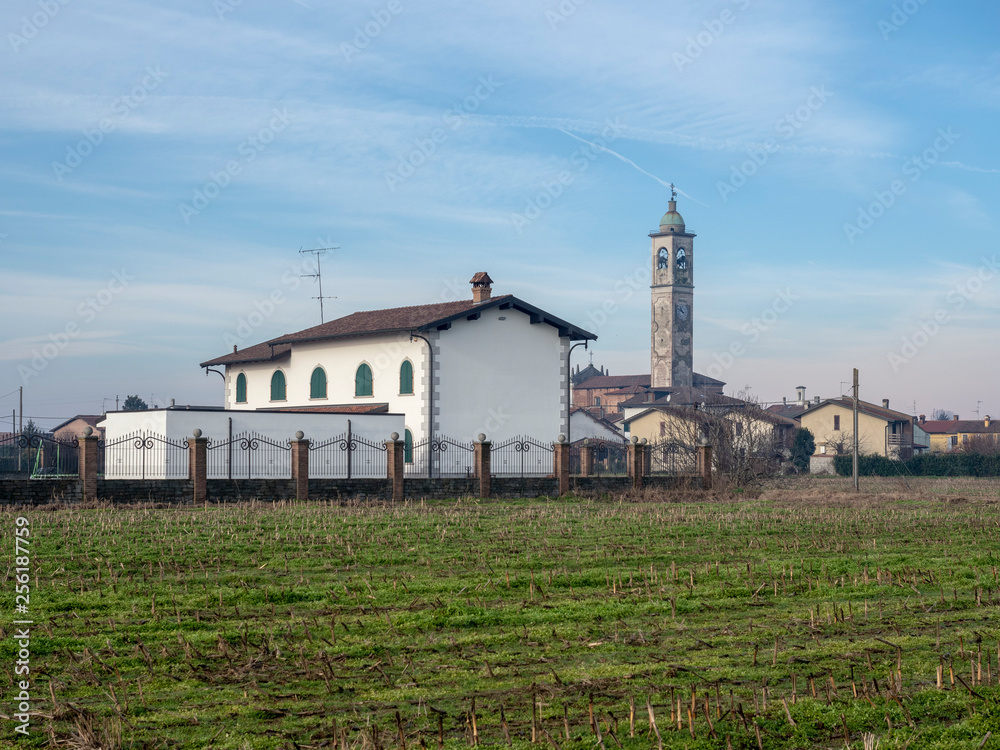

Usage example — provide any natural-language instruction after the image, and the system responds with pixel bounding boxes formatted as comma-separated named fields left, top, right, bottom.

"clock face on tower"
left=676, top=303, right=689, bottom=321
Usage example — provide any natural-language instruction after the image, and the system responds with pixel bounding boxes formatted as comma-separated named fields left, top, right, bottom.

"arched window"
left=235, top=373, right=247, bottom=403
left=270, top=370, right=286, bottom=401
left=310, top=367, right=327, bottom=399
left=355, top=363, right=373, bottom=397
left=676, top=247, right=687, bottom=270
left=399, top=360, right=413, bottom=395
left=404, top=429, right=413, bottom=464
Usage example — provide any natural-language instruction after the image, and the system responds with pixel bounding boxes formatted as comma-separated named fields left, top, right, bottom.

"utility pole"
left=852, top=368, right=859, bottom=493
left=19, top=386, right=23, bottom=436
left=300, top=246, right=339, bottom=324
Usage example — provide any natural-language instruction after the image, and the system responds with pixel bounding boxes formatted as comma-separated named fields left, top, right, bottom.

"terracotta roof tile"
left=920, top=420, right=1000, bottom=435
left=200, top=340, right=292, bottom=367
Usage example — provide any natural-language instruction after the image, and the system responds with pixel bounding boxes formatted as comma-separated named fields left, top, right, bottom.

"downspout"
left=566, top=340, right=588, bottom=443
left=409, top=332, right=434, bottom=478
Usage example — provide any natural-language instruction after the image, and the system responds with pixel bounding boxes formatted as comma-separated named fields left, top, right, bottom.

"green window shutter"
left=270, top=370, right=286, bottom=401
left=404, top=429, right=413, bottom=463
left=310, top=367, right=327, bottom=399
left=235, top=373, right=247, bottom=403
left=399, top=360, right=413, bottom=395
left=355, top=364, right=373, bottom=397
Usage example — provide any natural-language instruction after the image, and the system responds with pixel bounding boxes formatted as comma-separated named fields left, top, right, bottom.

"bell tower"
left=650, top=185, right=695, bottom=389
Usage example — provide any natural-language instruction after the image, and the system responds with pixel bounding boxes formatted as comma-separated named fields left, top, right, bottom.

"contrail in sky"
left=559, top=129, right=711, bottom=208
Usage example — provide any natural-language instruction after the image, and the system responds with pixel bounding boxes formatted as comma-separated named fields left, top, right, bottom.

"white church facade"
left=200, top=273, right=596, bottom=447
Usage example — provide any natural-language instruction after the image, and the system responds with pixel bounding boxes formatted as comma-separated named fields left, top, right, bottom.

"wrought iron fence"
left=0, top=433, right=80, bottom=477
left=406, top=435, right=475, bottom=478
left=206, top=431, right=290, bottom=479
left=492, top=435, right=554, bottom=478
left=591, top=439, right=629, bottom=476
left=310, top=427, right=387, bottom=479
left=101, top=431, right=189, bottom=479
left=647, top=439, right=695, bottom=475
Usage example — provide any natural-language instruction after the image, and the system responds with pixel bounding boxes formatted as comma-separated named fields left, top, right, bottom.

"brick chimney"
left=953, top=414, right=960, bottom=421
left=986, top=415, right=991, bottom=428
left=882, top=399, right=889, bottom=409
left=470, top=272, right=493, bottom=304
left=919, top=414, right=925, bottom=424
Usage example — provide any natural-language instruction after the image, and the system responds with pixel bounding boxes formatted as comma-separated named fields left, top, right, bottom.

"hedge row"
left=833, top=452, right=1000, bottom=477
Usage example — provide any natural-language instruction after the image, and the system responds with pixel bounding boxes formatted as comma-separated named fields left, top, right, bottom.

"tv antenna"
left=299, top=246, right=339, bottom=324
left=976, top=400, right=983, bottom=419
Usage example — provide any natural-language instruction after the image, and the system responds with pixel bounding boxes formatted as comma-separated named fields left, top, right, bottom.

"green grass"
left=3, top=485, right=1000, bottom=749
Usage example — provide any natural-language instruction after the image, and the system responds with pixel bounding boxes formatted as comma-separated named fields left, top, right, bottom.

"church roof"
left=201, top=295, right=596, bottom=367
left=573, top=372, right=725, bottom=391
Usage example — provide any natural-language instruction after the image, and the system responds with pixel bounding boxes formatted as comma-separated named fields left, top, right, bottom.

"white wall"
left=436, top=305, right=567, bottom=443
left=570, top=410, right=624, bottom=442
left=225, top=333, right=428, bottom=441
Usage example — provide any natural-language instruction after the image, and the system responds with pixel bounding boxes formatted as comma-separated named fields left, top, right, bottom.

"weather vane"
left=670, top=182, right=677, bottom=200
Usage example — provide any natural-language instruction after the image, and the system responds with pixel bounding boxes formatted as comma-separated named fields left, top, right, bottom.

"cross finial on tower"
left=669, top=183, right=677, bottom=201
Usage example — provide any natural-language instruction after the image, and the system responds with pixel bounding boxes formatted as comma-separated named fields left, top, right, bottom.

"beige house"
left=917, top=415, right=1000, bottom=453
left=799, top=398, right=915, bottom=461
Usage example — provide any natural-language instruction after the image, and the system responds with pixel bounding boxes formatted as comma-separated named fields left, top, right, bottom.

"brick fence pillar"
left=580, top=440, right=595, bottom=477
left=553, top=435, right=570, bottom=496
left=78, top=428, right=99, bottom=502
left=627, top=437, right=644, bottom=490
left=386, top=433, right=404, bottom=503
left=474, top=434, right=491, bottom=499
left=697, top=444, right=713, bottom=490
left=291, top=431, right=310, bottom=500
left=189, top=429, right=208, bottom=504
left=641, top=438, right=651, bottom=476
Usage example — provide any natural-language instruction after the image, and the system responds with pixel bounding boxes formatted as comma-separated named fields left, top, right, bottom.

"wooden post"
left=78, top=428, right=99, bottom=502
left=580, top=440, right=594, bottom=477
left=696, top=444, right=713, bottom=490
left=189, top=429, right=208, bottom=504
left=386, top=433, right=405, bottom=503
left=291, top=431, right=310, bottom=500
left=474, top=434, right=491, bottom=499
left=553, top=435, right=570, bottom=496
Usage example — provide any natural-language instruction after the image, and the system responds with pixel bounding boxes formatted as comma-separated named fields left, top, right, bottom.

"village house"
left=917, top=414, right=1000, bottom=452
left=200, top=273, right=596, bottom=448
left=798, top=398, right=918, bottom=472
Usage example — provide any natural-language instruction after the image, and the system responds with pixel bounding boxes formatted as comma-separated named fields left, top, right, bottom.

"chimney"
left=814, top=396, right=820, bottom=404
left=796, top=385, right=806, bottom=405
left=782, top=396, right=787, bottom=405
left=882, top=399, right=889, bottom=409
left=470, top=272, right=493, bottom=304
left=953, top=414, right=960, bottom=421
left=919, top=414, right=925, bottom=424
left=233, top=345, right=238, bottom=353
left=986, top=416, right=991, bottom=428
left=170, top=398, right=175, bottom=407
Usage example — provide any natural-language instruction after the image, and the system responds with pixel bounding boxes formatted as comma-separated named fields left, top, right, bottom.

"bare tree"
left=646, top=391, right=788, bottom=488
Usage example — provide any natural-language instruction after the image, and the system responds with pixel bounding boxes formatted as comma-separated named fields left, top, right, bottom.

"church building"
left=574, top=191, right=727, bottom=419
left=201, top=274, right=596, bottom=446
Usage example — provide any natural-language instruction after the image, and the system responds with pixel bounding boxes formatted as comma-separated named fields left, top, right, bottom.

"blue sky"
left=2, top=0, right=999, bottom=429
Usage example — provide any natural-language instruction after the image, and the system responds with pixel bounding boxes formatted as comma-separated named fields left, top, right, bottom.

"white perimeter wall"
left=101, top=409, right=403, bottom=445
left=436, top=305, right=568, bottom=443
